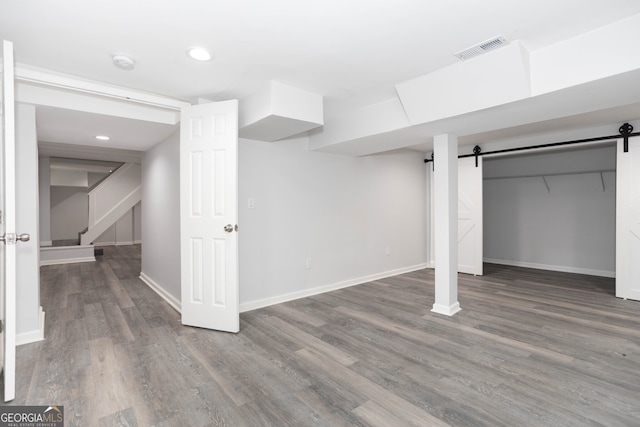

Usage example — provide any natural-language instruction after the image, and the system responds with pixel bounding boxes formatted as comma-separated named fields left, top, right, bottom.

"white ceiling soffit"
left=36, top=105, right=177, bottom=152
left=312, top=13, right=640, bottom=156
left=38, top=140, right=143, bottom=164
left=320, top=68, right=640, bottom=157
left=50, top=157, right=123, bottom=174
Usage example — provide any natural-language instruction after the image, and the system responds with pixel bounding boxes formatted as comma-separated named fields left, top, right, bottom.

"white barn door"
left=180, top=100, right=239, bottom=333
left=616, top=135, right=640, bottom=301
left=458, top=157, right=483, bottom=275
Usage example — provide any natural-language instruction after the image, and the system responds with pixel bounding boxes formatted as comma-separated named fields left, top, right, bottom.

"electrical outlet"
left=248, top=198, right=255, bottom=209
left=385, top=247, right=391, bottom=256
left=306, top=258, right=312, bottom=269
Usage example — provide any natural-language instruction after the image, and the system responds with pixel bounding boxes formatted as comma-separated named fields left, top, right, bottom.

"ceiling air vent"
left=455, top=36, right=508, bottom=61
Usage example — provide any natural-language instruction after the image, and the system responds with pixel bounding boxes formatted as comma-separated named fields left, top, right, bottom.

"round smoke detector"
left=112, top=54, right=136, bottom=70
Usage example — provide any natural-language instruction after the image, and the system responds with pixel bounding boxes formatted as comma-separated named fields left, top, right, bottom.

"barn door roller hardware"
left=473, top=145, right=481, bottom=167
left=620, top=123, right=633, bottom=153
left=424, top=123, right=639, bottom=165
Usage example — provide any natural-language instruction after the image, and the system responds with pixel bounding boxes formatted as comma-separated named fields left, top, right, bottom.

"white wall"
left=239, top=137, right=427, bottom=308
left=16, top=103, right=43, bottom=344
left=88, top=171, right=107, bottom=187
left=50, top=169, right=88, bottom=187
left=93, top=201, right=141, bottom=246
left=141, top=133, right=428, bottom=310
left=115, top=208, right=133, bottom=244
left=141, top=131, right=181, bottom=301
left=483, top=145, right=616, bottom=277
left=38, top=157, right=51, bottom=246
left=50, top=186, right=88, bottom=240
left=133, top=202, right=142, bottom=243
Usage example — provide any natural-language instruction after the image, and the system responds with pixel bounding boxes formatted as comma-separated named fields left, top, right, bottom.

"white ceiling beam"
left=15, top=66, right=189, bottom=110
left=13, top=65, right=189, bottom=125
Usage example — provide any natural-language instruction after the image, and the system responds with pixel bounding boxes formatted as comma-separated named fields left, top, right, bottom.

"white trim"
left=483, top=257, right=615, bottom=278
left=94, top=242, right=140, bottom=247
left=431, top=302, right=462, bottom=316
left=240, top=263, right=430, bottom=313
left=90, top=184, right=140, bottom=226
left=39, top=245, right=95, bottom=266
left=15, top=65, right=189, bottom=110
left=40, top=256, right=95, bottom=266
left=139, top=272, right=181, bottom=313
left=16, top=307, right=45, bottom=346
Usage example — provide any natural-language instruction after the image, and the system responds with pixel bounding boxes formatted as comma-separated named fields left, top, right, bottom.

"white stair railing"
left=80, top=163, right=141, bottom=245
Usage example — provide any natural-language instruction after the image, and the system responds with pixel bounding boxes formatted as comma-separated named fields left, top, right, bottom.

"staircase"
left=80, top=162, right=141, bottom=245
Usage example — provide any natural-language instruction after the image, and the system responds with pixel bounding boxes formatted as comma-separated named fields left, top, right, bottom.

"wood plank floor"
left=3, top=245, right=640, bottom=426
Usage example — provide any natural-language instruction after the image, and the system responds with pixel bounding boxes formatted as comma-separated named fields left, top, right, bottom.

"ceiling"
left=2, top=0, right=640, bottom=158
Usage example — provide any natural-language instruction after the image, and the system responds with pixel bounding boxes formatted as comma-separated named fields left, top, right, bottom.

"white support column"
left=432, top=134, right=461, bottom=316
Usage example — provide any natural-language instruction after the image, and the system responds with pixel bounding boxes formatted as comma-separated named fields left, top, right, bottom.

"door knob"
left=0, top=232, right=30, bottom=244
left=224, top=224, right=233, bottom=233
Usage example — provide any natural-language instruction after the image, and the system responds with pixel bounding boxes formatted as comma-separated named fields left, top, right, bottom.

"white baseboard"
left=139, top=272, right=181, bottom=313
left=40, top=245, right=96, bottom=266
left=239, top=263, right=430, bottom=313
left=432, top=302, right=461, bottom=316
left=95, top=241, right=139, bottom=247
left=140, top=263, right=430, bottom=317
left=134, top=239, right=142, bottom=244
left=483, top=258, right=615, bottom=278
left=17, top=306, right=45, bottom=346
left=40, top=240, right=53, bottom=247
left=40, top=256, right=95, bottom=266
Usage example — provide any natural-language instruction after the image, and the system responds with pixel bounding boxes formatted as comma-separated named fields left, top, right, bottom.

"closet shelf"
left=483, top=169, right=615, bottom=193
left=484, top=169, right=615, bottom=180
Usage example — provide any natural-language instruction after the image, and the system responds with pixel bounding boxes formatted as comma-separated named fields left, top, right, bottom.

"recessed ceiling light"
left=187, top=47, right=212, bottom=61
left=95, top=135, right=110, bottom=141
left=112, top=53, right=136, bottom=70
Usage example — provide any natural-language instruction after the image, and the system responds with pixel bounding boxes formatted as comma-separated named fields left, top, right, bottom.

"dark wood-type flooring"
left=3, top=245, right=640, bottom=426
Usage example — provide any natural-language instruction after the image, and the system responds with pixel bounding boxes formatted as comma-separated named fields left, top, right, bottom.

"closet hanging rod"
left=483, top=169, right=616, bottom=181
left=424, top=123, right=639, bottom=164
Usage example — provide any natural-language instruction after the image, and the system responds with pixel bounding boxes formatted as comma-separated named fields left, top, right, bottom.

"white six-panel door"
left=616, top=136, right=640, bottom=301
left=2, top=40, right=17, bottom=401
left=458, top=157, right=483, bottom=275
left=180, top=100, right=239, bottom=333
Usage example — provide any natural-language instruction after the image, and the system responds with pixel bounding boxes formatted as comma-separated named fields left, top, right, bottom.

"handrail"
left=86, top=162, right=124, bottom=193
